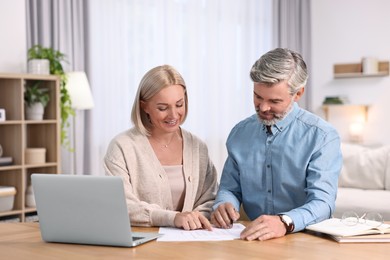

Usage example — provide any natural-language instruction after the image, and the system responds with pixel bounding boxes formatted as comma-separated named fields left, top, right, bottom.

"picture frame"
left=0, top=108, right=6, bottom=121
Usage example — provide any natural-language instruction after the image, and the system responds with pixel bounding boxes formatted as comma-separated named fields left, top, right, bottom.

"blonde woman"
left=104, top=65, right=218, bottom=230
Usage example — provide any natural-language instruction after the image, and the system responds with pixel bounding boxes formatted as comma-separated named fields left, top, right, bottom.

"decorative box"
left=0, top=186, right=17, bottom=212
left=25, top=148, right=46, bottom=164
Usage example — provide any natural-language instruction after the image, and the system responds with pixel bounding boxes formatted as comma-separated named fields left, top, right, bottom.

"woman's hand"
left=174, top=211, right=212, bottom=231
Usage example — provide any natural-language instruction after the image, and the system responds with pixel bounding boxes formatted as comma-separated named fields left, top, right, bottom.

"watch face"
left=281, top=215, right=294, bottom=232
left=282, top=215, right=293, bottom=225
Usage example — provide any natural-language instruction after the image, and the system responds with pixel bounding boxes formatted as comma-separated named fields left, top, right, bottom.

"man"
left=211, top=48, right=342, bottom=241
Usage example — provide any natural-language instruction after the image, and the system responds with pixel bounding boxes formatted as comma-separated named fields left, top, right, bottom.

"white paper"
left=157, top=223, right=246, bottom=241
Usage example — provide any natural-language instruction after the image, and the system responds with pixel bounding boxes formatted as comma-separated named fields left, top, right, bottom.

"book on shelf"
left=305, top=218, right=390, bottom=243
left=0, top=157, right=13, bottom=166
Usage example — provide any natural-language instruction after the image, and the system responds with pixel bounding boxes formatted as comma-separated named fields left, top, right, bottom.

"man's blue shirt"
left=214, top=103, right=342, bottom=231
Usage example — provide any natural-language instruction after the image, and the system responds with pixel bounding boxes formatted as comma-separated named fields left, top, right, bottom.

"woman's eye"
left=176, top=103, right=183, bottom=108
left=158, top=107, right=167, bottom=111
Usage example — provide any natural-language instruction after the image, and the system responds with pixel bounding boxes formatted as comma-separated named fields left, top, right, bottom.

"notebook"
left=31, top=174, right=160, bottom=247
left=306, top=218, right=390, bottom=243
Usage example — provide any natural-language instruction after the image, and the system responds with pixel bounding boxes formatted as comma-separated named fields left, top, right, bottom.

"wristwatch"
left=278, top=214, right=295, bottom=233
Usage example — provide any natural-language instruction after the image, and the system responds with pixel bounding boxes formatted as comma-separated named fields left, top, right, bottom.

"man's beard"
left=256, top=100, right=294, bottom=126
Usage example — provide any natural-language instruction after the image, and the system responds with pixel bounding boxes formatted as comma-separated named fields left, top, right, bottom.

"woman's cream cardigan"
left=104, top=127, right=218, bottom=227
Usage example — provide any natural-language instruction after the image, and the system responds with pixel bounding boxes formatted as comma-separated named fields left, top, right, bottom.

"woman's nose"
left=168, top=107, right=178, bottom=117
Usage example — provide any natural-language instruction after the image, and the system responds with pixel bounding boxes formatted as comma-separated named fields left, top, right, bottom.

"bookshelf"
left=0, top=73, right=61, bottom=222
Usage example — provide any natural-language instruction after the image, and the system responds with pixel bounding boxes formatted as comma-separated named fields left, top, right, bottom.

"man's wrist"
left=278, top=214, right=295, bottom=233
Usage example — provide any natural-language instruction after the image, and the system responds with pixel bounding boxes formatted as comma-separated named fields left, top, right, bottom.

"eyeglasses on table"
left=341, top=211, right=384, bottom=227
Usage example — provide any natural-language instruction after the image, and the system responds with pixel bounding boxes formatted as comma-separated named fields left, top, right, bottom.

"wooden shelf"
left=322, top=104, right=369, bottom=121
left=0, top=209, right=23, bottom=217
left=334, top=61, right=389, bottom=78
left=0, top=73, right=61, bottom=222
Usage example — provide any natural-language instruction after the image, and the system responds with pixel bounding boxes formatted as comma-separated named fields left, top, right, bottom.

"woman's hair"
left=131, top=65, right=188, bottom=136
left=250, top=48, right=308, bottom=95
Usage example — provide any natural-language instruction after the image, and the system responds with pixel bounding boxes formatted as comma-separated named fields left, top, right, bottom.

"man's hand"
left=174, top=211, right=212, bottom=231
left=210, top=202, right=240, bottom=229
left=240, top=215, right=286, bottom=241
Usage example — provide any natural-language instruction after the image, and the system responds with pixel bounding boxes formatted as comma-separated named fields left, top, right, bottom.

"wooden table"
left=1, top=222, right=389, bottom=259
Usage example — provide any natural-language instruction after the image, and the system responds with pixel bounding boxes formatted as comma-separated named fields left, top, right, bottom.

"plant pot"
left=25, top=103, right=44, bottom=120
left=28, top=59, right=50, bottom=75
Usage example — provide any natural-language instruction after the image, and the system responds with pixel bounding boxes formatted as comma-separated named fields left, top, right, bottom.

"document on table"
left=157, top=223, right=246, bottom=241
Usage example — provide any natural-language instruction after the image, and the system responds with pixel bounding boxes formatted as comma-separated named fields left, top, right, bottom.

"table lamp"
left=65, top=71, right=94, bottom=174
left=66, top=71, right=94, bottom=110
left=349, top=122, right=364, bottom=143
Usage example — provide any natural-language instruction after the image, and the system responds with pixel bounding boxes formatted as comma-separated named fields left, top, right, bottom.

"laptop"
left=31, top=174, right=160, bottom=247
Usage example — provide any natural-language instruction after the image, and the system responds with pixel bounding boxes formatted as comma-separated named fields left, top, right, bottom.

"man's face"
left=253, top=81, right=303, bottom=126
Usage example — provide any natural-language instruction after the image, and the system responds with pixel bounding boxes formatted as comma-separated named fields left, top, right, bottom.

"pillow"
left=339, top=144, right=390, bottom=190
left=386, top=152, right=390, bottom=190
left=340, top=142, right=369, bottom=158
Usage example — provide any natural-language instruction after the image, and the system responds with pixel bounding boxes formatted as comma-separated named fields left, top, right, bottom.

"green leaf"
left=27, top=45, right=75, bottom=151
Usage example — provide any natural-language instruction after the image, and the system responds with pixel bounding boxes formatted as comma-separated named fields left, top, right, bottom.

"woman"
left=104, top=65, right=218, bottom=230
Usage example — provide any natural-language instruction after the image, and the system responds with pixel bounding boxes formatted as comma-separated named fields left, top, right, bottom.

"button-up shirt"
left=214, top=103, right=342, bottom=232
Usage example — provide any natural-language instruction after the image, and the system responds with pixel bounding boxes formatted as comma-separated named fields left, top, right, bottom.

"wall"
left=0, top=0, right=27, bottom=73
left=311, top=0, right=390, bottom=145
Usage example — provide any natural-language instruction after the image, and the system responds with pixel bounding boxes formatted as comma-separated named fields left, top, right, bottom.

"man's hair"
left=131, top=65, right=188, bottom=136
left=250, top=48, right=308, bottom=95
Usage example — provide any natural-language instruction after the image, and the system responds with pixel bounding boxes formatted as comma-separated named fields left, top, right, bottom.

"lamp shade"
left=66, top=71, right=94, bottom=110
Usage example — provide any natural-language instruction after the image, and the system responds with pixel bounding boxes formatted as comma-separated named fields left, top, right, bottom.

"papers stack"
left=306, top=218, right=390, bottom=243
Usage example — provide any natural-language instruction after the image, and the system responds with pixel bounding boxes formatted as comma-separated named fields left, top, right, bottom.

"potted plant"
left=27, top=45, right=74, bottom=147
left=24, top=81, right=50, bottom=120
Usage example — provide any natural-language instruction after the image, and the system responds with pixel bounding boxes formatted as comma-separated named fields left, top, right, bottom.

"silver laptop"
left=31, top=174, right=160, bottom=247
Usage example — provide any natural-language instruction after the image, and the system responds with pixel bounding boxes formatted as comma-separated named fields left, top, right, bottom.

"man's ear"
left=294, top=87, right=305, bottom=101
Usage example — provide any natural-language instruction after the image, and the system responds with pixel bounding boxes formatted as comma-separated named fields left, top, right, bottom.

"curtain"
left=85, top=0, right=273, bottom=176
left=26, top=0, right=312, bottom=177
left=27, top=0, right=89, bottom=174
left=273, top=0, right=312, bottom=110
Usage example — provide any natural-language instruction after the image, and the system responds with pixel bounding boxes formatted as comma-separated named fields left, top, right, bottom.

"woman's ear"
left=140, top=100, right=148, bottom=113
left=294, top=87, right=305, bottom=101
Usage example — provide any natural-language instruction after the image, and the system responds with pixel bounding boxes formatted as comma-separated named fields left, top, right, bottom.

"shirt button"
left=268, top=190, right=271, bottom=193
left=267, top=141, right=271, bottom=145
left=266, top=165, right=270, bottom=168
left=188, top=176, right=191, bottom=182
left=159, top=174, right=162, bottom=178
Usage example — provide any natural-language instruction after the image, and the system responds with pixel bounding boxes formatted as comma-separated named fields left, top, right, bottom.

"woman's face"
left=141, top=84, right=186, bottom=134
